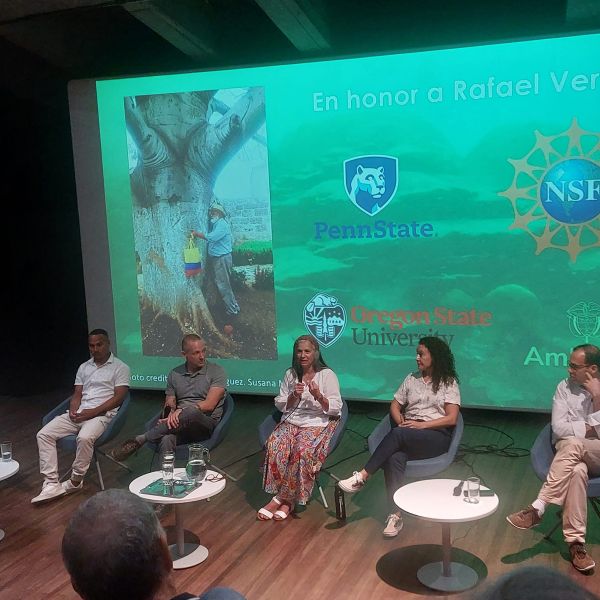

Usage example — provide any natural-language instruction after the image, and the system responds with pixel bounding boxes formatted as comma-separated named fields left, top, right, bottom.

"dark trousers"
left=365, top=421, right=452, bottom=511
left=145, top=406, right=216, bottom=461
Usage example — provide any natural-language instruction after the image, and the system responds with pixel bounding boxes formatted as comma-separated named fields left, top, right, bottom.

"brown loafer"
left=110, top=439, right=141, bottom=462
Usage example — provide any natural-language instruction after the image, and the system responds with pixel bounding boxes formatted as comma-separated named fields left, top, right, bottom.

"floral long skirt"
left=262, top=419, right=339, bottom=505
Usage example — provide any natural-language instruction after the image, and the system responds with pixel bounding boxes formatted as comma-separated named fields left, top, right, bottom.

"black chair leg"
left=543, top=508, right=563, bottom=541
left=545, top=500, right=600, bottom=541
left=97, top=448, right=133, bottom=473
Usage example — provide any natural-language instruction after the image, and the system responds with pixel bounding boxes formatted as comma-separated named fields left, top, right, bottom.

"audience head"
left=476, top=565, right=598, bottom=600
left=62, top=489, right=173, bottom=600
left=417, top=336, right=459, bottom=393
left=292, top=335, right=328, bottom=377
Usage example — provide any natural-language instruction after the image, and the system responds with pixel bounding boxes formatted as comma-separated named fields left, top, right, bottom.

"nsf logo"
left=303, top=293, right=346, bottom=347
left=501, top=119, right=600, bottom=260
left=542, top=159, right=600, bottom=224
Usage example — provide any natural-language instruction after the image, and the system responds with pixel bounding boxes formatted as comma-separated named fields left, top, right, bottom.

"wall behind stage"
left=83, top=31, right=600, bottom=410
left=0, top=88, right=89, bottom=395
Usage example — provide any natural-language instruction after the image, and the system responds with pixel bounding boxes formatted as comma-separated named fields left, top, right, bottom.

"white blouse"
left=393, top=372, right=460, bottom=422
left=274, top=368, right=342, bottom=427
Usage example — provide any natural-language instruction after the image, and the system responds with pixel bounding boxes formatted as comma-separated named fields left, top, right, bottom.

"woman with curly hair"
left=258, top=335, right=342, bottom=521
left=338, top=336, right=460, bottom=537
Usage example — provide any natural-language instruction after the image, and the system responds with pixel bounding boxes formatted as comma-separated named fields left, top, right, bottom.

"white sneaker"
left=31, top=481, right=67, bottom=504
left=338, top=471, right=365, bottom=493
left=383, top=513, right=403, bottom=537
left=62, top=480, right=83, bottom=494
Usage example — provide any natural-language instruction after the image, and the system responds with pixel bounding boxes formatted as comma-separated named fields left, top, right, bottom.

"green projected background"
left=95, top=32, right=600, bottom=410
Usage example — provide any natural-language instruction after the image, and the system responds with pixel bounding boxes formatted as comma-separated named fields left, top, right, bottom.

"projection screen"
left=69, top=31, right=600, bottom=409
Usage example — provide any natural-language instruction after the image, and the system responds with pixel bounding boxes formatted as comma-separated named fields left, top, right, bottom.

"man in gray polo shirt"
left=111, top=334, right=226, bottom=463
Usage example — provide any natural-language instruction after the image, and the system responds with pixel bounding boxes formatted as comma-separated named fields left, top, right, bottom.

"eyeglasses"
left=568, top=362, right=589, bottom=370
left=205, top=473, right=224, bottom=482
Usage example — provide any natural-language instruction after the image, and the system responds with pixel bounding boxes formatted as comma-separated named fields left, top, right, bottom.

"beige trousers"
left=36, top=411, right=112, bottom=483
left=538, top=437, right=600, bottom=543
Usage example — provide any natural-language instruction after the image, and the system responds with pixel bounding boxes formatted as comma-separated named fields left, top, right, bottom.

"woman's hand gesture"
left=308, top=380, right=322, bottom=400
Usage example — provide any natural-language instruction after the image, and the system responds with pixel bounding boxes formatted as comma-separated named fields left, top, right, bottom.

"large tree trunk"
left=126, top=88, right=265, bottom=353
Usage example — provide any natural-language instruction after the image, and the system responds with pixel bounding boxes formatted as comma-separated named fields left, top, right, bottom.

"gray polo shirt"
left=166, top=361, right=227, bottom=421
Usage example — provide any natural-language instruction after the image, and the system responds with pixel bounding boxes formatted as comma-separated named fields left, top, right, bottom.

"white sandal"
left=257, top=496, right=282, bottom=521
left=257, top=507, right=274, bottom=520
left=273, top=498, right=292, bottom=521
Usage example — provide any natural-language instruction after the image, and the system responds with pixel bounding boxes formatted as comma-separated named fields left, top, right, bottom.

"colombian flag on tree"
left=184, top=236, right=202, bottom=277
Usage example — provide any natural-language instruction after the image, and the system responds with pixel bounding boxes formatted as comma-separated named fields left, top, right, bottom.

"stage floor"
left=1, top=390, right=598, bottom=599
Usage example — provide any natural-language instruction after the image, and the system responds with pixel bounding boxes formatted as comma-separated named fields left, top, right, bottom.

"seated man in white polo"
left=32, top=329, right=130, bottom=504
left=507, top=343, right=600, bottom=572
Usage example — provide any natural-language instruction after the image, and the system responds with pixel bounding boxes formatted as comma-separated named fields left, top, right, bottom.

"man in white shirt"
left=507, top=344, right=600, bottom=573
left=32, top=329, right=130, bottom=504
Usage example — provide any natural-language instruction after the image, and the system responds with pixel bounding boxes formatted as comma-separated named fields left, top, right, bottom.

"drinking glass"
left=1, top=441, right=11, bottom=462
left=466, top=476, right=480, bottom=503
left=161, top=451, right=175, bottom=485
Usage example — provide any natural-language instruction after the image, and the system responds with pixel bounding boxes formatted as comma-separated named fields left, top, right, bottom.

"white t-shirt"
left=74, top=353, right=131, bottom=413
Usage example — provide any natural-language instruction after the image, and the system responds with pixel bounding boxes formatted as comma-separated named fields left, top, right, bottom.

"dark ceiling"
left=1, top=0, right=599, bottom=103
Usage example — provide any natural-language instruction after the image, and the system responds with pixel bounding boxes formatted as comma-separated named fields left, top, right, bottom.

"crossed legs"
left=538, top=437, right=600, bottom=543
left=506, top=437, right=600, bottom=572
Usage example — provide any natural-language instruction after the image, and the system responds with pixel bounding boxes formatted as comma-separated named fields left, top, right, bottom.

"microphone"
left=453, top=480, right=465, bottom=496
left=294, top=364, right=303, bottom=384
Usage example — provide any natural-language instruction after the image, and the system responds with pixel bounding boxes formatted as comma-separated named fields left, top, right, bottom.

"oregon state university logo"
left=500, top=119, right=600, bottom=261
left=344, top=155, right=398, bottom=216
left=303, top=293, right=346, bottom=347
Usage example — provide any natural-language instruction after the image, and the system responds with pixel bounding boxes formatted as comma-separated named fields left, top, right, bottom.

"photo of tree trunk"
left=125, top=87, right=277, bottom=360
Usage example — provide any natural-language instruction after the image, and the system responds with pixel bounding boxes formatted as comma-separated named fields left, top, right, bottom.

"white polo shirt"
left=74, top=353, right=131, bottom=413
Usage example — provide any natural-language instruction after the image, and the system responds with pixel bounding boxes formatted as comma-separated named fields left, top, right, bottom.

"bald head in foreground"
left=62, top=489, right=245, bottom=600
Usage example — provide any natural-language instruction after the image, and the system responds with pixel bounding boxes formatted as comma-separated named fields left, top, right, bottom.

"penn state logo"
left=567, top=301, right=600, bottom=342
left=303, top=293, right=346, bottom=347
left=343, top=155, right=398, bottom=216
left=501, top=119, right=600, bottom=261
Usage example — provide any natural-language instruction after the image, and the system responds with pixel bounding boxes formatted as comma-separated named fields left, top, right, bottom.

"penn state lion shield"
left=344, top=155, right=398, bottom=216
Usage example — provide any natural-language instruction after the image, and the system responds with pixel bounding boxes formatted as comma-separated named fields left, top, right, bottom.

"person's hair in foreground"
left=62, top=489, right=172, bottom=600
left=475, top=565, right=598, bottom=600
left=418, top=335, right=459, bottom=393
